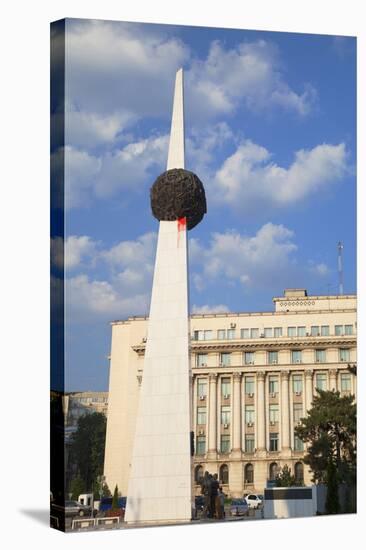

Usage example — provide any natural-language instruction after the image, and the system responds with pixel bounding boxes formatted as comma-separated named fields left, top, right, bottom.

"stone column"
left=207, top=373, right=218, bottom=458
left=305, top=370, right=313, bottom=413
left=329, top=369, right=338, bottom=392
left=232, top=372, right=242, bottom=456
left=256, top=371, right=266, bottom=455
left=280, top=370, right=291, bottom=454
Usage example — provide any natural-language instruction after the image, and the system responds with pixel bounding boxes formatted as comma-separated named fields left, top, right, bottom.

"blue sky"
left=53, top=18, right=356, bottom=391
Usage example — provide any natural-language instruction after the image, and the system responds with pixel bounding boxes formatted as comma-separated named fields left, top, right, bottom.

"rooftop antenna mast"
left=338, top=241, right=344, bottom=295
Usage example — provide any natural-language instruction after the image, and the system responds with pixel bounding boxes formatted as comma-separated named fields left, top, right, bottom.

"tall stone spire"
left=125, top=69, right=193, bottom=525
left=167, top=68, right=185, bottom=170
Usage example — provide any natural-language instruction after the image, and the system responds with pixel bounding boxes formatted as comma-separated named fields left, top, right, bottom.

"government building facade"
left=103, top=289, right=356, bottom=498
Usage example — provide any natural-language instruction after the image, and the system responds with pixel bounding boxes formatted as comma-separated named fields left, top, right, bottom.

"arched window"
left=195, top=465, right=204, bottom=484
left=244, top=463, right=254, bottom=485
left=219, top=464, right=229, bottom=485
left=295, top=462, right=304, bottom=484
left=269, top=462, right=278, bottom=480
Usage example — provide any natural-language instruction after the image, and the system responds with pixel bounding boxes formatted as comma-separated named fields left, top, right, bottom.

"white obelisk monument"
left=125, top=69, right=193, bottom=524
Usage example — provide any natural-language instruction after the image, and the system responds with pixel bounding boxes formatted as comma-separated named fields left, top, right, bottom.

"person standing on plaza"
left=211, top=473, right=219, bottom=519
left=218, top=486, right=225, bottom=519
left=201, top=471, right=211, bottom=518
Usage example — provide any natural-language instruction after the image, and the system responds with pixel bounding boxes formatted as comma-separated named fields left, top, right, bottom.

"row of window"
left=193, top=324, right=354, bottom=341
left=196, top=432, right=304, bottom=455
left=197, top=373, right=352, bottom=398
left=196, top=348, right=352, bottom=367
left=197, top=402, right=307, bottom=426
left=194, top=461, right=304, bottom=485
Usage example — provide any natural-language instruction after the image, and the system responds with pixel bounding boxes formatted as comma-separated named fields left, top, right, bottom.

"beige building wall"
left=104, top=291, right=357, bottom=497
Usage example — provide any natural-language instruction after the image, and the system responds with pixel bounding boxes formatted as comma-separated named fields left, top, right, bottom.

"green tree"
left=275, top=464, right=299, bottom=487
left=69, top=477, right=86, bottom=500
left=69, top=412, right=107, bottom=494
left=325, top=460, right=339, bottom=514
left=111, top=484, right=120, bottom=510
left=295, top=390, right=356, bottom=512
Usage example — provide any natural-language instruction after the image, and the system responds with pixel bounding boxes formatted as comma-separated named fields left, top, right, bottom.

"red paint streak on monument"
left=177, top=217, right=186, bottom=246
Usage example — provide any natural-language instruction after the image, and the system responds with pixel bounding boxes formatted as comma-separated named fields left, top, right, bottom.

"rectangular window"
left=341, top=374, right=351, bottom=391
left=221, top=406, right=231, bottom=425
left=241, top=328, right=250, bottom=339
left=315, top=349, right=326, bottom=363
left=220, top=352, right=231, bottom=366
left=245, top=434, right=255, bottom=453
left=345, top=325, right=353, bottom=335
left=204, top=330, right=213, bottom=340
left=196, top=436, right=206, bottom=455
left=250, top=328, right=259, bottom=339
left=335, top=325, right=343, bottom=336
left=220, top=435, right=230, bottom=454
left=311, top=325, right=320, bottom=337
left=316, top=373, right=327, bottom=390
left=244, top=351, right=254, bottom=365
left=292, top=374, right=303, bottom=393
left=245, top=376, right=255, bottom=395
left=297, top=326, right=306, bottom=337
left=221, top=377, right=231, bottom=397
left=269, top=376, right=279, bottom=395
left=268, top=351, right=278, bottom=364
left=288, top=326, right=296, bottom=337
left=339, top=348, right=350, bottom=362
left=194, top=330, right=204, bottom=341
left=294, top=435, right=304, bottom=451
left=269, top=433, right=279, bottom=452
left=269, top=404, right=279, bottom=423
left=196, top=353, right=208, bottom=367
left=291, top=350, right=302, bottom=363
left=264, top=327, right=273, bottom=338
left=197, top=378, right=207, bottom=398
left=293, top=403, right=303, bottom=423
left=197, top=407, right=206, bottom=425
left=245, top=405, right=255, bottom=424
left=274, top=327, right=283, bottom=338
left=227, top=329, right=236, bottom=340
left=321, top=325, right=330, bottom=336
left=218, top=329, right=226, bottom=340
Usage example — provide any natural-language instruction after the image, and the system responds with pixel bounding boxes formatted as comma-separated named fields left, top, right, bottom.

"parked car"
left=230, top=498, right=249, bottom=516
left=51, top=500, right=93, bottom=517
left=244, top=494, right=264, bottom=509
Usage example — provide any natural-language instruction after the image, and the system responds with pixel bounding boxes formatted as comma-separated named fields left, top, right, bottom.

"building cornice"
left=132, top=335, right=356, bottom=355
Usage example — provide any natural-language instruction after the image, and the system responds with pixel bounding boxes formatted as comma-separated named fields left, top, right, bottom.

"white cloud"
left=192, top=223, right=298, bottom=288
left=186, top=40, right=317, bottom=119
left=213, top=141, right=348, bottom=211
left=65, top=274, right=149, bottom=320
left=65, top=106, right=136, bottom=149
left=192, top=304, right=230, bottom=314
left=64, top=20, right=316, bottom=130
left=51, top=235, right=99, bottom=270
left=65, top=19, right=189, bottom=118
left=309, top=262, right=330, bottom=276
left=64, top=231, right=157, bottom=321
left=64, top=134, right=168, bottom=208
left=102, top=232, right=157, bottom=268
left=65, top=235, right=98, bottom=269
